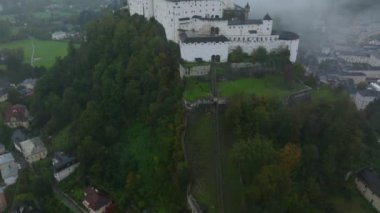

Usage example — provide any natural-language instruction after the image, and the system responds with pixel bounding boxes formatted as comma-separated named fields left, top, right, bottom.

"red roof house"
left=4, top=104, right=30, bottom=129
left=83, top=187, right=112, bottom=213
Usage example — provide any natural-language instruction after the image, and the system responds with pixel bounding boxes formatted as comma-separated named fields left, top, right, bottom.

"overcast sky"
left=236, top=0, right=380, bottom=32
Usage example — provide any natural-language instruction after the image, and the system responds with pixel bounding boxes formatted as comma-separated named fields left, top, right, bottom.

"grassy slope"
left=0, top=39, right=69, bottom=68
left=184, top=79, right=211, bottom=102
left=218, top=75, right=305, bottom=99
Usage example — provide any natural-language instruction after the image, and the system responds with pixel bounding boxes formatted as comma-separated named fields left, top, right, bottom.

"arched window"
left=215, top=55, right=221, bottom=62
left=215, top=27, right=219, bottom=35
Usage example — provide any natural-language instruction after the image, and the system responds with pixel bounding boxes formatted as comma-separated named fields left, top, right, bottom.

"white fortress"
left=128, top=0, right=299, bottom=63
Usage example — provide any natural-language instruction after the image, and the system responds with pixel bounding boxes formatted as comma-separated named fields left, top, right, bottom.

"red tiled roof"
left=4, top=104, right=28, bottom=123
left=84, top=187, right=111, bottom=211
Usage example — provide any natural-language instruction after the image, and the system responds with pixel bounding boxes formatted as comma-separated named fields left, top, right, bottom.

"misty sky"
left=236, top=0, right=380, bottom=34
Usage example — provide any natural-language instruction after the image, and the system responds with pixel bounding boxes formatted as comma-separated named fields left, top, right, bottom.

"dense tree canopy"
left=31, top=12, right=186, bottom=211
left=226, top=93, right=377, bottom=212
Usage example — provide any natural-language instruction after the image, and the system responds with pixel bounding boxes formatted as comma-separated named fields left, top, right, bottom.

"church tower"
left=244, top=3, right=250, bottom=20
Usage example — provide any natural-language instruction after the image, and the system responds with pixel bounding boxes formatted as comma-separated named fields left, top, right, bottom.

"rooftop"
left=179, top=32, right=229, bottom=44
left=18, top=137, right=46, bottom=158
left=84, top=187, right=111, bottom=211
left=53, top=152, right=78, bottom=173
left=11, top=129, right=30, bottom=144
left=4, top=104, right=29, bottom=123
left=272, top=30, right=300, bottom=41
left=356, top=168, right=380, bottom=197
left=1, top=163, right=18, bottom=179
left=0, top=153, right=15, bottom=166
left=263, top=13, right=272, bottom=21
left=228, top=19, right=262, bottom=26
left=358, top=89, right=380, bottom=98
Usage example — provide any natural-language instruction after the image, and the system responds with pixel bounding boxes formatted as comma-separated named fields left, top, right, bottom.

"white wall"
left=370, top=55, right=380, bottom=67
left=355, top=92, right=376, bottom=110
left=356, top=178, right=380, bottom=212
left=54, top=163, right=80, bottom=182
left=180, top=41, right=229, bottom=62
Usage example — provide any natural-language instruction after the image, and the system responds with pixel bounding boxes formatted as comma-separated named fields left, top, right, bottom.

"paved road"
left=30, top=39, right=35, bottom=66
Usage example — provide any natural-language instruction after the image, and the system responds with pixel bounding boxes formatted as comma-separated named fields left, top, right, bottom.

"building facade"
left=355, top=168, right=380, bottom=212
left=128, top=0, right=299, bottom=63
left=52, top=152, right=80, bottom=182
left=4, top=104, right=30, bottom=129
left=14, top=137, right=47, bottom=164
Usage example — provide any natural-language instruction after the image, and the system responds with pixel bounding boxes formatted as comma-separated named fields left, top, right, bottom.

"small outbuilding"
left=355, top=168, right=380, bottom=212
left=52, top=152, right=80, bottom=182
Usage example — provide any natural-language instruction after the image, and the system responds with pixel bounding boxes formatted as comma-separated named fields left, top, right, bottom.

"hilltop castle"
left=128, top=0, right=299, bottom=63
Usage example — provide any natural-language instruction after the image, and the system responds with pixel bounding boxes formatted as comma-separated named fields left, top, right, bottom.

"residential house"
left=11, top=129, right=30, bottom=144
left=51, top=31, right=67, bottom=40
left=19, top=79, right=37, bottom=90
left=52, top=152, right=79, bottom=182
left=0, top=152, right=18, bottom=185
left=83, top=187, right=112, bottom=213
left=355, top=168, right=380, bottom=212
left=14, top=137, right=47, bottom=164
left=4, top=105, right=30, bottom=129
left=354, top=90, right=380, bottom=110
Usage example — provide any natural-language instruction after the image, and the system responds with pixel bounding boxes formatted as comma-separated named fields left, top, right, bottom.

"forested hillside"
left=225, top=93, right=378, bottom=212
left=30, top=12, right=187, bottom=211
left=25, top=10, right=380, bottom=213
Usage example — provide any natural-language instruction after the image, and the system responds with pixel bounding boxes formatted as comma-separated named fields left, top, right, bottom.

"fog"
left=236, top=0, right=380, bottom=51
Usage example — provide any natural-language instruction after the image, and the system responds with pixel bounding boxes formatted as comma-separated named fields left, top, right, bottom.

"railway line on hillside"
left=210, top=61, right=225, bottom=213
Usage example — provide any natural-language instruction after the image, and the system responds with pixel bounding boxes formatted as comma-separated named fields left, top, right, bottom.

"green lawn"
left=186, top=113, right=218, bottom=212
left=218, top=75, right=305, bottom=99
left=184, top=79, right=211, bottom=102
left=0, top=39, right=70, bottom=68
left=311, top=87, right=349, bottom=103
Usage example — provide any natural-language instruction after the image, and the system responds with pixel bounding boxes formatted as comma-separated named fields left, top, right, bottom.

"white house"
left=354, top=90, right=380, bottom=110
left=51, top=31, right=68, bottom=40
left=19, top=78, right=37, bottom=90
left=14, top=137, right=47, bottom=164
left=128, top=0, right=300, bottom=63
left=0, top=153, right=19, bottom=186
left=52, top=152, right=80, bottom=182
left=354, top=80, right=380, bottom=110
left=355, top=168, right=380, bottom=212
